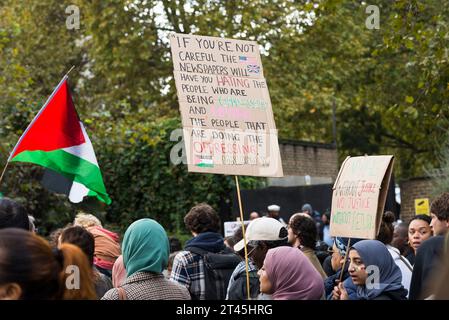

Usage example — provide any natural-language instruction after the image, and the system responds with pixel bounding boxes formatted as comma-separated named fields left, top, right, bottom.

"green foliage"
left=96, top=116, right=263, bottom=235
left=427, top=124, right=449, bottom=196
left=1, top=0, right=448, bottom=234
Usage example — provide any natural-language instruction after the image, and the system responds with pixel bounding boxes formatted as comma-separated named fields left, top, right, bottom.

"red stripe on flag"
left=11, top=80, right=85, bottom=159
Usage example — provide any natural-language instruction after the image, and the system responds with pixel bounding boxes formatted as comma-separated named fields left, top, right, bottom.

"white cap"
left=233, top=217, right=287, bottom=252
left=267, top=204, right=280, bottom=211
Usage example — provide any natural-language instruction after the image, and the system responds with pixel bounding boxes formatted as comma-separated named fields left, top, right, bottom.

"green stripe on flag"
left=196, top=163, right=214, bottom=168
left=11, top=149, right=111, bottom=204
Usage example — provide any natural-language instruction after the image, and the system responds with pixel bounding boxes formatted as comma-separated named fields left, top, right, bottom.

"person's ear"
left=0, top=283, right=22, bottom=300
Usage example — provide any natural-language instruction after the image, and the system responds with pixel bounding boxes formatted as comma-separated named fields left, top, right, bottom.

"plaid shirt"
left=170, top=250, right=206, bottom=300
left=101, top=271, right=191, bottom=300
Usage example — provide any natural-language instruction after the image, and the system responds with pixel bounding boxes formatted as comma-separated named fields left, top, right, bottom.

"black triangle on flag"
left=41, top=169, right=73, bottom=196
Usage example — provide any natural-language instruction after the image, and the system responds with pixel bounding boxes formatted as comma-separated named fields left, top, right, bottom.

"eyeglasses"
left=248, top=246, right=257, bottom=257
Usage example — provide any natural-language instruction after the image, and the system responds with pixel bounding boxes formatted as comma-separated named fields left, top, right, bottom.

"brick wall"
left=278, top=139, right=338, bottom=179
left=399, top=177, right=434, bottom=222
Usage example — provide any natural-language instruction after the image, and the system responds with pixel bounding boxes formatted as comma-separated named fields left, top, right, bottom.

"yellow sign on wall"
left=415, top=198, right=430, bottom=215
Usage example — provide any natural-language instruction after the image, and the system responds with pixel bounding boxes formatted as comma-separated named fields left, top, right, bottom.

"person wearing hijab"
left=326, top=237, right=362, bottom=300
left=376, top=211, right=413, bottom=298
left=112, top=255, right=127, bottom=288
left=333, top=240, right=407, bottom=300
left=101, top=219, right=191, bottom=300
left=409, top=236, right=445, bottom=300
left=258, top=246, right=324, bottom=300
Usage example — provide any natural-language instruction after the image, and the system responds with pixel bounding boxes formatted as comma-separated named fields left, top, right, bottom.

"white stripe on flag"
left=62, top=122, right=99, bottom=166
left=69, top=181, right=90, bottom=203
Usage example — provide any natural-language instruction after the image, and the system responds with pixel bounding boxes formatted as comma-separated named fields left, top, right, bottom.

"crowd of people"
left=0, top=193, right=449, bottom=300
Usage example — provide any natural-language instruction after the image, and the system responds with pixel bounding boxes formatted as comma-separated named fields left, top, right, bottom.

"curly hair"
left=184, top=203, right=220, bottom=234
left=73, top=212, right=102, bottom=228
left=288, top=214, right=317, bottom=249
left=430, top=193, right=449, bottom=221
left=60, top=226, right=95, bottom=265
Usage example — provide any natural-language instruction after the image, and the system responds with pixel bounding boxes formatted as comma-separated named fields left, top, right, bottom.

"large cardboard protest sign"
left=330, top=155, right=394, bottom=239
left=170, top=33, right=283, bottom=177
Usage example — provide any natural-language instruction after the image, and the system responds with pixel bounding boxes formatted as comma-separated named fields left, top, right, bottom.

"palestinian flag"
left=8, top=76, right=111, bottom=204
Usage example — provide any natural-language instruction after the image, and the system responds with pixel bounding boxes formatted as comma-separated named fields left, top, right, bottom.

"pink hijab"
left=264, top=246, right=324, bottom=300
left=112, top=255, right=127, bottom=288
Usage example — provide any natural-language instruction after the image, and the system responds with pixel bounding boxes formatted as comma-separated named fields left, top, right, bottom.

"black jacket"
left=373, top=287, right=408, bottom=300
left=409, top=236, right=445, bottom=300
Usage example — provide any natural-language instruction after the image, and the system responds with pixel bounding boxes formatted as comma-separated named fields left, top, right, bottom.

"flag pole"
left=235, top=175, right=251, bottom=300
left=65, top=65, right=76, bottom=77
left=0, top=66, right=76, bottom=188
left=339, top=237, right=351, bottom=283
left=0, top=161, right=9, bottom=186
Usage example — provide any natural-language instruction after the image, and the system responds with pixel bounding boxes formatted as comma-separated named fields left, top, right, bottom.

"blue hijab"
left=351, top=240, right=403, bottom=299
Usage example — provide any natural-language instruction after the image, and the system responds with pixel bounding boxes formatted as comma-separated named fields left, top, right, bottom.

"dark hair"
left=430, top=193, right=449, bottom=221
left=0, top=198, right=30, bottom=230
left=410, top=214, right=431, bottom=225
left=224, top=236, right=236, bottom=248
left=60, top=226, right=95, bottom=265
left=259, top=227, right=289, bottom=249
left=0, top=228, right=62, bottom=299
left=184, top=203, right=220, bottom=233
left=377, top=211, right=395, bottom=245
left=169, top=237, right=182, bottom=253
left=0, top=228, right=96, bottom=300
left=262, top=239, right=289, bottom=250
left=168, top=252, right=178, bottom=269
left=48, top=228, right=64, bottom=249
left=230, top=223, right=248, bottom=257
left=231, top=223, right=250, bottom=244
left=289, top=215, right=317, bottom=249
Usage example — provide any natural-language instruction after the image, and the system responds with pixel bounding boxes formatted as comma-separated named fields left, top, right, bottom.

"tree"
left=1, top=0, right=448, bottom=234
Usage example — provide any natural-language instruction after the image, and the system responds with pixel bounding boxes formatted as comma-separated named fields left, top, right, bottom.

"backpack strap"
left=186, top=246, right=209, bottom=256
left=117, top=287, right=127, bottom=300
left=186, top=246, right=232, bottom=255
left=391, top=249, right=413, bottom=272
